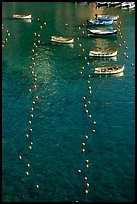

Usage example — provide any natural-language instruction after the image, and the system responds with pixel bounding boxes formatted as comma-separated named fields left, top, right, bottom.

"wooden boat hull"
left=87, top=19, right=113, bottom=25
left=51, top=36, right=74, bottom=44
left=13, top=14, right=32, bottom=19
left=94, top=65, right=125, bottom=75
left=89, top=50, right=118, bottom=57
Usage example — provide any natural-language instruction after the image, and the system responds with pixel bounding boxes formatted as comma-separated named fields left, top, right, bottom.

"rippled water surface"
left=2, top=2, right=135, bottom=202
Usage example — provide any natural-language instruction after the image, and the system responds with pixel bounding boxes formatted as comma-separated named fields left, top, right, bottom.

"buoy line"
left=2, top=25, right=11, bottom=48
left=76, top=23, right=98, bottom=200
left=18, top=17, right=47, bottom=190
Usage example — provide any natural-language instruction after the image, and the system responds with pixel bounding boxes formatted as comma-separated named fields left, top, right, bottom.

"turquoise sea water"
left=2, top=2, right=135, bottom=202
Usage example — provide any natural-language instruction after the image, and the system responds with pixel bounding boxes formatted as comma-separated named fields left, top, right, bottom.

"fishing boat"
left=96, top=2, right=108, bottom=7
left=50, top=36, right=74, bottom=44
left=87, top=29, right=117, bottom=37
left=107, top=2, right=121, bottom=7
left=13, top=14, right=32, bottom=19
left=89, top=50, right=118, bottom=57
left=97, top=14, right=119, bottom=21
left=128, top=2, right=135, bottom=9
left=121, top=2, right=132, bottom=7
left=87, top=19, right=113, bottom=25
left=94, top=65, right=125, bottom=75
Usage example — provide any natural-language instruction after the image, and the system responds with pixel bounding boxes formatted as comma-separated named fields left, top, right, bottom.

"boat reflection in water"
left=89, top=56, right=117, bottom=62
left=24, top=19, right=32, bottom=23
left=94, top=71, right=124, bottom=77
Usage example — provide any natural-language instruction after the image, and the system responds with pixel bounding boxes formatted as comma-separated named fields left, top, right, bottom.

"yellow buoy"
left=84, top=189, right=89, bottom=194
left=85, top=135, right=89, bottom=140
left=82, top=148, right=85, bottom=153
left=26, top=134, right=29, bottom=138
left=86, top=183, right=90, bottom=187
left=26, top=172, right=29, bottom=176
left=86, top=164, right=89, bottom=168
left=19, top=156, right=22, bottom=160
left=85, top=109, right=88, bottom=114
left=29, top=146, right=32, bottom=150
left=86, top=160, right=89, bottom=163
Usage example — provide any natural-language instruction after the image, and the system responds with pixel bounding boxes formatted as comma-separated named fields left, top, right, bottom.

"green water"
left=2, top=2, right=135, bottom=202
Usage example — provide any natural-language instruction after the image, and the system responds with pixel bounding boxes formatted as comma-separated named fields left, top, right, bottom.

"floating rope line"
left=76, top=23, right=98, bottom=201
left=117, top=20, right=134, bottom=68
left=18, top=17, right=47, bottom=190
left=2, top=25, right=11, bottom=48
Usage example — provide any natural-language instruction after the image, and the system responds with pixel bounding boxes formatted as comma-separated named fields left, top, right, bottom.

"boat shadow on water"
left=40, top=41, right=74, bottom=48
left=93, top=71, right=124, bottom=77
left=88, top=56, right=118, bottom=62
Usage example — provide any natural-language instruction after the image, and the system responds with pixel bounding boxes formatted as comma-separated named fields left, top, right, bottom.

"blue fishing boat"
left=97, top=14, right=119, bottom=21
left=87, top=19, right=113, bottom=25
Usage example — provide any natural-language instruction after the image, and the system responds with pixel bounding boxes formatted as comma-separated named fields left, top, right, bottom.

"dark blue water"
left=2, top=2, right=135, bottom=202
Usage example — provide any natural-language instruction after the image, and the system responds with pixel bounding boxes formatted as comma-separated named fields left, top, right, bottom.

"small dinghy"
left=50, top=36, right=74, bottom=44
left=94, top=65, right=125, bottom=75
left=13, top=14, right=32, bottom=19
left=87, top=29, right=117, bottom=36
left=97, top=14, right=119, bottom=21
left=89, top=50, right=118, bottom=57
left=87, top=19, right=113, bottom=25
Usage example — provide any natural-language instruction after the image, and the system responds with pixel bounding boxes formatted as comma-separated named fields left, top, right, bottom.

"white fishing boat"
left=13, top=14, right=32, bottom=19
left=94, top=65, right=125, bottom=75
left=50, top=36, right=74, bottom=44
left=97, top=14, right=119, bottom=21
left=121, top=2, right=132, bottom=7
left=87, top=19, right=113, bottom=25
left=96, top=2, right=108, bottom=7
left=87, top=29, right=117, bottom=37
left=89, top=50, right=118, bottom=57
left=107, top=2, right=121, bottom=7
left=128, top=2, right=135, bottom=9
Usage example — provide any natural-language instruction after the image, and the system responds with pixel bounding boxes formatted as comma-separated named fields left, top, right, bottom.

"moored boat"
left=96, top=2, right=108, bottom=7
left=50, top=36, right=74, bottom=44
left=97, top=14, right=119, bottom=21
left=89, top=50, right=118, bottom=57
left=13, top=14, right=32, bottom=19
left=87, top=19, right=113, bottom=25
left=107, top=2, right=121, bottom=7
left=87, top=29, right=117, bottom=37
left=94, top=65, right=125, bottom=75
left=128, top=2, right=135, bottom=9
